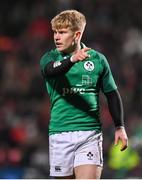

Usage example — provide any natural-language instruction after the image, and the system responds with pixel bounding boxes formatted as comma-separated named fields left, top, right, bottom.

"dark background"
left=0, top=0, right=142, bottom=178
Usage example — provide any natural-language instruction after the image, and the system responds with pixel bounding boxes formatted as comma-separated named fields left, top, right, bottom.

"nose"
left=54, top=32, right=60, bottom=40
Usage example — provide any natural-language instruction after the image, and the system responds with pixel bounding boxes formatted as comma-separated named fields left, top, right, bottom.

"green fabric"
left=40, top=44, right=117, bottom=134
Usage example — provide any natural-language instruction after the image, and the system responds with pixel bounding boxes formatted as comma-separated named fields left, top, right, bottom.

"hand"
left=114, top=127, right=128, bottom=151
left=70, top=47, right=91, bottom=63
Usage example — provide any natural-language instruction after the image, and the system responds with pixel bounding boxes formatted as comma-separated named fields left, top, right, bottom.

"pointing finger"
left=82, top=47, right=91, bottom=52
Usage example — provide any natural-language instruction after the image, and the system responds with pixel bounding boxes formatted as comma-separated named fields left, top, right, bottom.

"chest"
left=65, top=60, right=102, bottom=87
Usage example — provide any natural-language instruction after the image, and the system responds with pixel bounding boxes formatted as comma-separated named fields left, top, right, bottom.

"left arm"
left=105, top=90, right=128, bottom=151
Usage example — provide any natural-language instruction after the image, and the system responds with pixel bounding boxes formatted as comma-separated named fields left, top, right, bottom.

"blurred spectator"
left=0, top=0, right=142, bottom=178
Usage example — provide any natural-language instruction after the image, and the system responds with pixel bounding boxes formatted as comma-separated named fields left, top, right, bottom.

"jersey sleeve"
left=40, top=52, right=53, bottom=74
left=40, top=51, right=74, bottom=77
left=100, top=55, right=117, bottom=93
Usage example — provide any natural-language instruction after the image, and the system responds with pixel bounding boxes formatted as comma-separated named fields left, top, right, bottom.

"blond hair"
left=51, top=10, right=86, bottom=32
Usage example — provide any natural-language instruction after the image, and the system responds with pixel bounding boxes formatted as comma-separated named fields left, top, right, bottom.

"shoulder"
left=40, top=49, right=58, bottom=69
left=89, top=49, right=111, bottom=73
left=40, top=49, right=56, bottom=64
left=89, top=49, right=107, bottom=63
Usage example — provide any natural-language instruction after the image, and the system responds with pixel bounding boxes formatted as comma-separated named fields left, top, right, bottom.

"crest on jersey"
left=84, top=61, right=94, bottom=71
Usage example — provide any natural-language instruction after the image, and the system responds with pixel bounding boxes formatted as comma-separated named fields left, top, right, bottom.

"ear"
left=74, top=31, right=81, bottom=41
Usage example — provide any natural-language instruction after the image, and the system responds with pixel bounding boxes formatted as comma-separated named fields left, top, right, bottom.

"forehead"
left=52, top=27, right=73, bottom=32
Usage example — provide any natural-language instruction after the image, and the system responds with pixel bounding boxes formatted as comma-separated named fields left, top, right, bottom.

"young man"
left=40, top=10, right=128, bottom=179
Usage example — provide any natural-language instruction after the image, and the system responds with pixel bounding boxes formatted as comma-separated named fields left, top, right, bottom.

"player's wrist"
left=115, top=126, right=125, bottom=130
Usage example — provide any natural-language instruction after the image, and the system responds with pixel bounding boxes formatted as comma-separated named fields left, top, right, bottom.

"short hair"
left=51, top=10, right=86, bottom=32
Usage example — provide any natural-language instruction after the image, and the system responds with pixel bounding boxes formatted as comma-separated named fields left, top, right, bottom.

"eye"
left=59, top=31, right=66, bottom=34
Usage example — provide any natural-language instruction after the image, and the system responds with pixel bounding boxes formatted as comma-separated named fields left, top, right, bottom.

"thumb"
left=114, top=136, right=119, bottom=146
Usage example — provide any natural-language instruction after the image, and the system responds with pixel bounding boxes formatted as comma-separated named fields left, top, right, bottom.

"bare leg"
left=52, top=175, right=75, bottom=179
left=74, top=164, right=102, bottom=179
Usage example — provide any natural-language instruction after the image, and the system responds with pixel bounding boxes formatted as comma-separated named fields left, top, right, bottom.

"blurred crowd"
left=0, top=0, right=142, bottom=179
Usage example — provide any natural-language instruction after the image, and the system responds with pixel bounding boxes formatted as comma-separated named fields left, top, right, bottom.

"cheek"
left=65, top=36, right=75, bottom=46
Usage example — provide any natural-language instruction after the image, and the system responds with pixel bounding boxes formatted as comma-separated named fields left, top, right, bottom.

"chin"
left=57, top=47, right=65, bottom=52
left=56, top=46, right=62, bottom=50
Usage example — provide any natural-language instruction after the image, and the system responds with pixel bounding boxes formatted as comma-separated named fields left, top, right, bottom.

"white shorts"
left=49, top=130, right=103, bottom=177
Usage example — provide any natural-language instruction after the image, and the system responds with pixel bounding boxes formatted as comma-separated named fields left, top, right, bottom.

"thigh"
left=53, top=175, right=75, bottom=179
left=49, top=133, right=75, bottom=177
left=74, top=132, right=103, bottom=178
left=74, top=164, right=102, bottom=179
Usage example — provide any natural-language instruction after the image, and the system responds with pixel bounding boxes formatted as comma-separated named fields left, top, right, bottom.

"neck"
left=66, top=41, right=81, bottom=55
left=72, top=42, right=81, bottom=55
left=62, top=41, right=81, bottom=55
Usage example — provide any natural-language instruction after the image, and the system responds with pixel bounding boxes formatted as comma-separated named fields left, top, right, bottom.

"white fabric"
left=49, top=130, right=103, bottom=177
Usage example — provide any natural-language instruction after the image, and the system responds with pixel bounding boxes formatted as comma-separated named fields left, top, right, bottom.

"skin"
left=53, top=27, right=90, bottom=62
left=115, top=127, right=128, bottom=151
left=52, top=27, right=128, bottom=179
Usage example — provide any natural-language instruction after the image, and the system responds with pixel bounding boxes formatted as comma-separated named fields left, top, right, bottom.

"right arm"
left=42, top=47, right=91, bottom=77
left=42, top=57, right=74, bottom=77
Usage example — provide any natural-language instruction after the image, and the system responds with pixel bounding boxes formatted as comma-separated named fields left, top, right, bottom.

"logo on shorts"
left=55, top=166, right=61, bottom=172
left=87, top=152, right=94, bottom=160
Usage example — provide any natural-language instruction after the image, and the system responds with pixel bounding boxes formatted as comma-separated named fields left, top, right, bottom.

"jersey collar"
left=55, top=42, right=86, bottom=57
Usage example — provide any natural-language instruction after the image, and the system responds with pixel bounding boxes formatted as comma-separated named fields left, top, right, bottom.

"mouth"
left=55, top=42, right=62, bottom=47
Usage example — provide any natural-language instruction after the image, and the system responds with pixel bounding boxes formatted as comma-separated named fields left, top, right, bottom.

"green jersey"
left=40, top=44, right=117, bottom=134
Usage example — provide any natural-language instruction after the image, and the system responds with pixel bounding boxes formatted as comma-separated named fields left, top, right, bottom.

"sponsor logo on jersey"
left=53, top=61, right=61, bottom=68
left=84, top=61, right=94, bottom=71
left=82, top=75, right=92, bottom=85
left=62, top=87, right=85, bottom=96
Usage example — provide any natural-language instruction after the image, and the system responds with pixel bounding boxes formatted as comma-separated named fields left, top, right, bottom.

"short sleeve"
left=40, top=52, right=53, bottom=73
left=101, top=55, right=117, bottom=93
